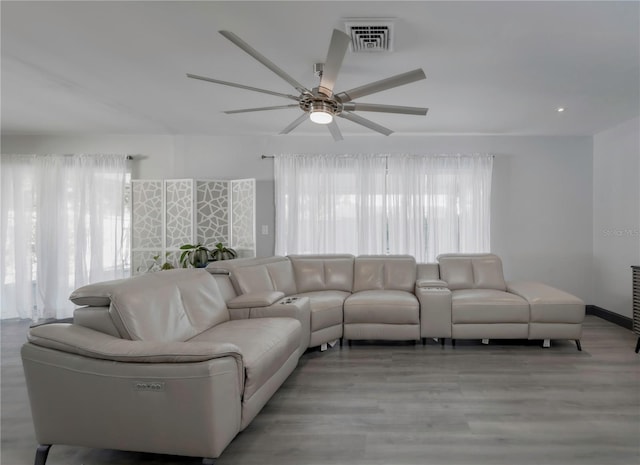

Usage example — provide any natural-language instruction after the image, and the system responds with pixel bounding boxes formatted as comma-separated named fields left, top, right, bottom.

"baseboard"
left=586, top=305, right=633, bottom=330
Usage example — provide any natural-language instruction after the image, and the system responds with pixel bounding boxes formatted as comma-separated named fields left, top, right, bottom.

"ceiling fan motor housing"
left=299, top=92, right=342, bottom=117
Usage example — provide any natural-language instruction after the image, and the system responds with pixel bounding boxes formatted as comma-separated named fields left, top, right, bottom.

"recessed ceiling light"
left=557, top=107, right=565, bottom=113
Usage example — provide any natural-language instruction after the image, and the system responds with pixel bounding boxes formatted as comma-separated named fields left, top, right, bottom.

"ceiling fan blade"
left=225, top=105, right=300, bottom=114
left=186, top=74, right=299, bottom=101
left=339, top=111, right=393, bottom=136
left=219, top=30, right=310, bottom=95
left=342, top=102, right=428, bottom=116
left=327, top=119, right=344, bottom=141
left=335, top=68, right=426, bottom=103
left=318, top=29, right=351, bottom=97
left=279, top=113, right=309, bottom=135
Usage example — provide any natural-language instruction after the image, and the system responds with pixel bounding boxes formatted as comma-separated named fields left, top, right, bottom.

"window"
left=274, top=154, right=492, bottom=262
left=1, top=154, right=130, bottom=320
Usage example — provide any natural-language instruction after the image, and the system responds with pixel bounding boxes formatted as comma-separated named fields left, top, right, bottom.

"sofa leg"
left=575, top=340, right=582, bottom=351
left=542, top=339, right=551, bottom=348
left=422, top=338, right=426, bottom=345
left=34, top=445, right=51, bottom=465
left=320, top=343, right=328, bottom=351
left=202, top=458, right=215, bottom=465
left=481, top=338, right=490, bottom=345
left=340, top=338, right=343, bottom=347
left=440, top=338, right=446, bottom=347
left=451, top=339, right=456, bottom=347
left=635, top=337, right=640, bottom=354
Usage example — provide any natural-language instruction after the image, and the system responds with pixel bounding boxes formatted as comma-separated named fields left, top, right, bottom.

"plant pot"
left=191, top=249, right=210, bottom=268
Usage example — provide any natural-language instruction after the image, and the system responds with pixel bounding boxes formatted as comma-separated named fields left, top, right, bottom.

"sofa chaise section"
left=21, top=269, right=302, bottom=465
left=437, top=253, right=585, bottom=349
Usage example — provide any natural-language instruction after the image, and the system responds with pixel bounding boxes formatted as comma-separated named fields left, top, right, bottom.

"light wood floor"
left=2, top=316, right=639, bottom=465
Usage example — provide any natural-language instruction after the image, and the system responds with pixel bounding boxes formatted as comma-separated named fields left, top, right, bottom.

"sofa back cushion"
left=437, top=254, right=507, bottom=291
left=289, top=254, right=355, bottom=293
left=232, top=259, right=297, bottom=296
left=353, top=255, right=416, bottom=292
left=107, top=269, right=230, bottom=342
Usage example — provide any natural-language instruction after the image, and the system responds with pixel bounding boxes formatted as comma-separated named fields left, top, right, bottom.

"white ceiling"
left=2, top=1, right=639, bottom=137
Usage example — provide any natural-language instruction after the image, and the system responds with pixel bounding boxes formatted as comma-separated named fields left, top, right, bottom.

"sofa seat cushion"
left=189, top=318, right=301, bottom=401
left=291, top=291, right=348, bottom=332
left=506, top=281, right=585, bottom=324
left=451, top=289, right=529, bottom=324
left=344, top=290, right=419, bottom=325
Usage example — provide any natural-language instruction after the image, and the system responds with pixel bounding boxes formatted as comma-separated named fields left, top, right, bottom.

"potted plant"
left=137, top=252, right=175, bottom=273
left=210, top=242, right=237, bottom=261
left=179, top=243, right=211, bottom=268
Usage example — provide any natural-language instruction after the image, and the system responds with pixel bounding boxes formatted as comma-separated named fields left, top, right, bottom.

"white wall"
left=1, top=133, right=594, bottom=302
left=593, top=117, right=640, bottom=318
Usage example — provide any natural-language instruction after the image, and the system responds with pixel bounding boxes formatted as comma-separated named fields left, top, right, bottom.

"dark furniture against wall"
left=633, top=266, right=640, bottom=353
left=631, top=266, right=640, bottom=354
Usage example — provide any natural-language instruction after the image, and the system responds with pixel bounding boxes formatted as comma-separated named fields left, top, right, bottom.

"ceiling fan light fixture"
left=310, top=110, right=333, bottom=124
left=308, top=101, right=334, bottom=124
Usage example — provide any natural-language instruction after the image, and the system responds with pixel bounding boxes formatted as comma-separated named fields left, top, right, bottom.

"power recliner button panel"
left=280, top=297, right=299, bottom=305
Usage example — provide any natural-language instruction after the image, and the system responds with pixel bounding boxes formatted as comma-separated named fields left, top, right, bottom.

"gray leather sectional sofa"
left=21, top=253, right=585, bottom=465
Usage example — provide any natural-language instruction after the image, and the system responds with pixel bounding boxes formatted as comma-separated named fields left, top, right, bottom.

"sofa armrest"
left=416, top=279, right=448, bottom=289
left=415, top=285, right=452, bottom=338
left=22, top=325, right=244, bottom=459
left=227, top=291, right=285, bottom=309
left=249, top=297, right=311, bottom=353
left=27, top=323, right=243, bottom=363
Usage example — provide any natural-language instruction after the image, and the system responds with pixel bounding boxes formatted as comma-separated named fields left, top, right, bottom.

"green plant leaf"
left=179, top=250, right=191, bottom=266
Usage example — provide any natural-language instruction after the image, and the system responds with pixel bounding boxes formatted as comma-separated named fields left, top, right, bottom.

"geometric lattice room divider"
left=131, top=178, right=255, bottom=275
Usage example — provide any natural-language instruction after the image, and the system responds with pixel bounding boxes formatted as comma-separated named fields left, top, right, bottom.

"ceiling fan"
left=187, top=29, right=428, bottom=141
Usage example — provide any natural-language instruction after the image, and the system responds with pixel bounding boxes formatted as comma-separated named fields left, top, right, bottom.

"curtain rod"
left=57, top=154, right=135, bottom=160
left=260, top=154, right=494, bottom=159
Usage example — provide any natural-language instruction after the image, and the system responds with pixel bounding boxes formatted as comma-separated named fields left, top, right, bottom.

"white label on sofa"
left=133, top=381, right=165, bottom=392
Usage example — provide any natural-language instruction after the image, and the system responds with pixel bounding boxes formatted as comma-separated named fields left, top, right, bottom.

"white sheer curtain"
left=386, top=155, right=429, bottom=258
left=1, top=154, right=130, bottom=320
left=387, top=155, right=493, bottom=262
left=274, top=154, right=387, bottom=255
left=274, top=153, right=492, bottom=261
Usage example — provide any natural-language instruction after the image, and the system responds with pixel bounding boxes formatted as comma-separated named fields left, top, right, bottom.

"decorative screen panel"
left=132, top=181, right=163, bottom=249
left=133, top=250, right=162, bottom=275
left=231, top=179, right=256, bottom=257
left=196, top=180, right=228, bottom=247
left=131, top=178, right=255, bottom=274
left=165, top=180, right=193, bottom=249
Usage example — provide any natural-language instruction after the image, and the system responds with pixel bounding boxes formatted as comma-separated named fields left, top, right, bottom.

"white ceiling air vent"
left=344, top=19, right=395, bottom=53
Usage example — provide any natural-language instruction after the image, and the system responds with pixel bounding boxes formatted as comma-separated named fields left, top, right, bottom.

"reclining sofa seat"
left=288, top=254, right=354, bottom=347
left=438, top=253, right=530, bottom=340
left=21, top=269, right=302, bottom=465
left=437, top=253, right=585, bottom=348
left=211, top=255, right=352, bottom=349
left=343, top=255, right=421, bottom=342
